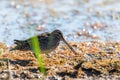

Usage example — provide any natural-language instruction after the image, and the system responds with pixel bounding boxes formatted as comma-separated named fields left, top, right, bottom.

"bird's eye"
left=58, top=32, right=62, bottom=35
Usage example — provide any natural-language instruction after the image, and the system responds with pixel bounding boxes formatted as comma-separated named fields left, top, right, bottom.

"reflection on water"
left=0, top=0, right=120, bottom=45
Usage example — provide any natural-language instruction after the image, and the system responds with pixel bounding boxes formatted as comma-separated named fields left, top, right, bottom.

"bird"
left=10, top=30, right=77, bottom=54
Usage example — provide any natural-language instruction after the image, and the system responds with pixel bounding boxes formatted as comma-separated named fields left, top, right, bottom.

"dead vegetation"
left=0, top=41, right=120, bottom=79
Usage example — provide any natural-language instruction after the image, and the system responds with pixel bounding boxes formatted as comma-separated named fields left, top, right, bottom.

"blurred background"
left=0, top=0, right=120, bottom=45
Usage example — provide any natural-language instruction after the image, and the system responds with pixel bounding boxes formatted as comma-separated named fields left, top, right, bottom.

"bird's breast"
left=39, top=37, right=60, bottom=52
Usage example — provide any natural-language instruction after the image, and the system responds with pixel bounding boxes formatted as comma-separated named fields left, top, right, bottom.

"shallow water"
left=0, top=0, right=120, bottom=45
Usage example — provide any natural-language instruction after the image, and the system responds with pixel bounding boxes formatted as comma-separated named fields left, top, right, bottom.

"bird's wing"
left=27, top=32, right=50, bottom=40
left=36, top=32, right=50, bottom=41
left=38, top=32, right=50, bottom=38
left=20, top=32, right=51, bottom=48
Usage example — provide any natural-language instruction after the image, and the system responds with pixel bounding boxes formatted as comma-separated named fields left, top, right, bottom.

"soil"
left=0, top=41, right=120, bottom=80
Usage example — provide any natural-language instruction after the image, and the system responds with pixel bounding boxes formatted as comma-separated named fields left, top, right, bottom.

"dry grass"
left=0, top=41, right=120, bottom=79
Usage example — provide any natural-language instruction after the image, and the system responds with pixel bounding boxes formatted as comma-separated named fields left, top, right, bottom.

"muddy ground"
left=0, top=0, right=120, bottom=80
left=0, top=41, right=120, bottom=80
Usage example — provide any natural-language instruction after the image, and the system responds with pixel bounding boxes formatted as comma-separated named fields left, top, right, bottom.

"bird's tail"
left=10, top=40, right=28, bottom=51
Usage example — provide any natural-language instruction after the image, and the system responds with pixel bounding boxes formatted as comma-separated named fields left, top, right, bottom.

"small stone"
left=36, top=25, right=44, bottom=31
left=77, top=31, right=82, bottom=36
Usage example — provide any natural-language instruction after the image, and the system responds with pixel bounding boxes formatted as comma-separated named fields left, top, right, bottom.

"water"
left=0, top=0, right=120, bottom=45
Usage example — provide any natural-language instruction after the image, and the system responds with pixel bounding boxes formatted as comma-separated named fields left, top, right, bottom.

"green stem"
left=31, top=36, right=46, bottom=75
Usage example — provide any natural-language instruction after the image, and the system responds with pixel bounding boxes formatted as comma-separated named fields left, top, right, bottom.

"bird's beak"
left=61, top=36, right=77, bottom=55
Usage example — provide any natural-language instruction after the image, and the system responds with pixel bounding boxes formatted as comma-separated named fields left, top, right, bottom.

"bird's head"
left=51, top=30, right=64, bottom=41
left=51, top=29, right=77, bottom=55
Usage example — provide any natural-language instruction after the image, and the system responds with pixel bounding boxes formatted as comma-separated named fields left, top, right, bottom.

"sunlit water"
left=0, top=0, right=120, bottom=45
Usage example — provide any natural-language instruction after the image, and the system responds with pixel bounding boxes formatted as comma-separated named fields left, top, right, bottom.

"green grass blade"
left=31, top=36, right=46, bottom=75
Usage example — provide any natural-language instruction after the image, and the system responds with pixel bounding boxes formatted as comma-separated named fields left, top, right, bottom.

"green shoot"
left=30, top=36, right=46, bottom=75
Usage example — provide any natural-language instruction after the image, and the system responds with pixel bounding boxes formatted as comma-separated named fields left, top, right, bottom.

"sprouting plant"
left=31, top=36, right=46, bottom=75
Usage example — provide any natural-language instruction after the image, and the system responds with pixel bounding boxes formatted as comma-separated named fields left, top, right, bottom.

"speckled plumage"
left=10, top=30, right=77, bottom=54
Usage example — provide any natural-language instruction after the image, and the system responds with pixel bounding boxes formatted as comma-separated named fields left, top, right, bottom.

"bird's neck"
left=47, top=34, right=60, bottom=49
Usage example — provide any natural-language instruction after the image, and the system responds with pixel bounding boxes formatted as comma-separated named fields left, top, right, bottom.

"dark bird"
left=10, top=30, right=77, bottom=54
